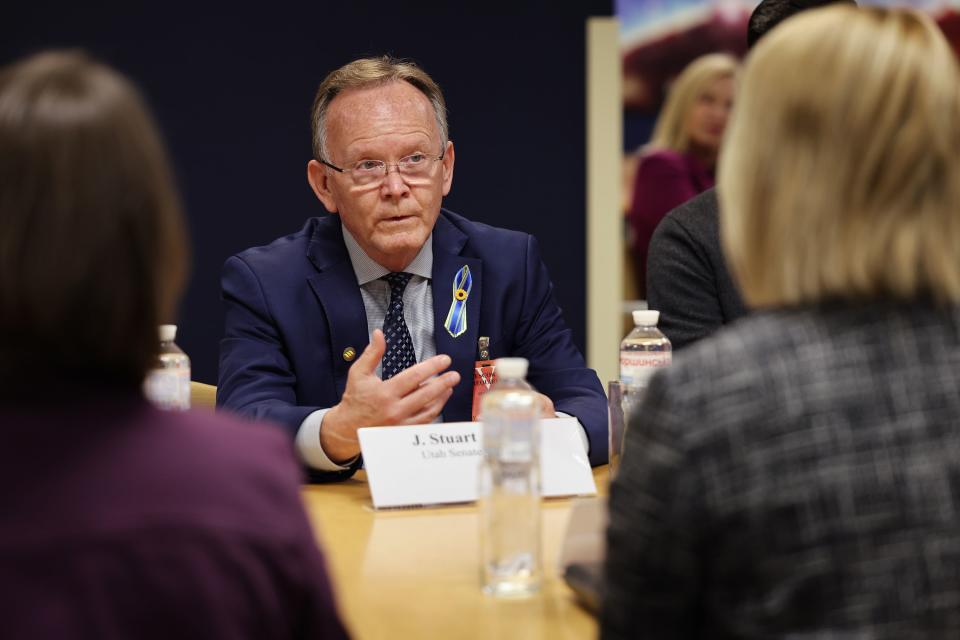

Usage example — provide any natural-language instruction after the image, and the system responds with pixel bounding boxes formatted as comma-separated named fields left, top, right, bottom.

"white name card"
left=358, top=417, right=597, bottom=509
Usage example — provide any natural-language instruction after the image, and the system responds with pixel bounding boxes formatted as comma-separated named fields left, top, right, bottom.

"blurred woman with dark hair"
left=0, top=51, right=348, bottom=639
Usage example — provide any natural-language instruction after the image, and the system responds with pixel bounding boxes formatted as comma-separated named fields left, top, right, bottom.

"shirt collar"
left=341, top=224, right=433, bottom=285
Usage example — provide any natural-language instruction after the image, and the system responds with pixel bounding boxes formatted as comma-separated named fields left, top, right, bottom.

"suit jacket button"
left=342, top=347, right=357, bottom=362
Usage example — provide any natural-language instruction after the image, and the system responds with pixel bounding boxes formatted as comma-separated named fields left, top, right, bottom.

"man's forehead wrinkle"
left=343, top=130, right=434, bottom=158
left=325, top=82, right=439, bottom=158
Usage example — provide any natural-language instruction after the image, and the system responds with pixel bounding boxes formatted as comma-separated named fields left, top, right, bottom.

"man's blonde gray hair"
left=719, top=5, right=960, bottom=307
left=310, top=56, right=448, bottom=162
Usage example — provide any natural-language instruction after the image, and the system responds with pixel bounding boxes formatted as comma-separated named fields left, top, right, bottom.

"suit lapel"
left=432, top=215, right=482, bottom=421
left=305, top=218, right=369, bottom=398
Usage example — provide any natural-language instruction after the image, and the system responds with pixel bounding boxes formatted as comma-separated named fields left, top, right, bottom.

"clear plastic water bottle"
left=619, top=309, right=671, bottom=428
left=478, top=357, right=542, bottom=597
left=143, top=324, right=191, bottom=410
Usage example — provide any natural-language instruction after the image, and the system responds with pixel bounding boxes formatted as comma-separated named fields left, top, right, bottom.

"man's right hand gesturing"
left=319, top=329, right=460, bottom=464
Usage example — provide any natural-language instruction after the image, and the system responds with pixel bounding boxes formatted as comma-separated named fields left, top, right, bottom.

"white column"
left=586, top=16, right=622, bottom=388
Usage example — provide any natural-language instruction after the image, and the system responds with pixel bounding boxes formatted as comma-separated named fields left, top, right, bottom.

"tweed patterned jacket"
left=603, top=303, right=960, bottom=639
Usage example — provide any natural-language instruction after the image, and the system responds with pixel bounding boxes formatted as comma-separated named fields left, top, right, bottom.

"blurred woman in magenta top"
left=628, top=53, right=737, bottom=298
left=0, top=51, right=349, bottom=639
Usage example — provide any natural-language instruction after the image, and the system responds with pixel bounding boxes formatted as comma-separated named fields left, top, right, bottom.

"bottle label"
left=144, top=368, right=191, bottom=410
left=619, top=352, right=671, bottom=388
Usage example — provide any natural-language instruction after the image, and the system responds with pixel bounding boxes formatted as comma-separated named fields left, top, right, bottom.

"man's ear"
left=440, top=141, right=455, bottom=197
left=307, top=159, right=339, bottom=214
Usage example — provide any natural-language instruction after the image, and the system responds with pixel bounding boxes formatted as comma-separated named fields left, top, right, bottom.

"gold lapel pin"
left=342, top=347, right=357, bottom=362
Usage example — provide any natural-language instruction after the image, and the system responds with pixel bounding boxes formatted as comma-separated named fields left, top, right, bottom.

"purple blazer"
left=0, top=389, right=349, bottom=640
left=627, top=149, right=715, bottom=298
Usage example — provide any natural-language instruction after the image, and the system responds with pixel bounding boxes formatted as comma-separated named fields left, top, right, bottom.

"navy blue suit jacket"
left=218, top=209, right=608, bottom=481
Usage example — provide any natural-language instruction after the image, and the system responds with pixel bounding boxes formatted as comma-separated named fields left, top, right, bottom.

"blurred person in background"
left=646, top=0, right=857, bottom=350
left=604, top=5, right=960, bottom=638
left=0, top=51, right=348, bottom=639
left=626, top=52, right=736, bottom=299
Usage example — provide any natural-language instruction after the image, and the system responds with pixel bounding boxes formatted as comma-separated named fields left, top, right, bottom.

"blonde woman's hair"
left=719, top=5, right=960, bottom=307
left=648, top=53, right=738, bottom=152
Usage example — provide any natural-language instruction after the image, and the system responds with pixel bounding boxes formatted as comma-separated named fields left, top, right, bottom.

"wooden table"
left=302, top=468, right=608, bottom=639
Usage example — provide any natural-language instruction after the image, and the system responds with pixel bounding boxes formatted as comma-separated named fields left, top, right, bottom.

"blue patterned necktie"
left=381, top=272, right=416, bottom=380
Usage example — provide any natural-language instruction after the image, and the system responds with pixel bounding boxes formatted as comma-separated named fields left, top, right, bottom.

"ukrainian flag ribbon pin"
left=444, top=266, right=472, bottom=338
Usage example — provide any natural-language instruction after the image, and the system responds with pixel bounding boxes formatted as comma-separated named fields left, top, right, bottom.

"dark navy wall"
left=3, top=2, right=612, bottom=382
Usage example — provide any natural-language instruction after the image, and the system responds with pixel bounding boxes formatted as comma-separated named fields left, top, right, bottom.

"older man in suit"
left=217, top=56, right=607, bottom=482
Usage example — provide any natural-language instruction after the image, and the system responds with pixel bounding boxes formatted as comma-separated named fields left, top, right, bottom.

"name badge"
left=471, top=359, right=496, bottom=421
left=358, top=418, right=596, bottom=509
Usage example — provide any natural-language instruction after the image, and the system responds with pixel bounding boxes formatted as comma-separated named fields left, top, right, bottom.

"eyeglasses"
left=320, top=151, right=445, bottom=187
